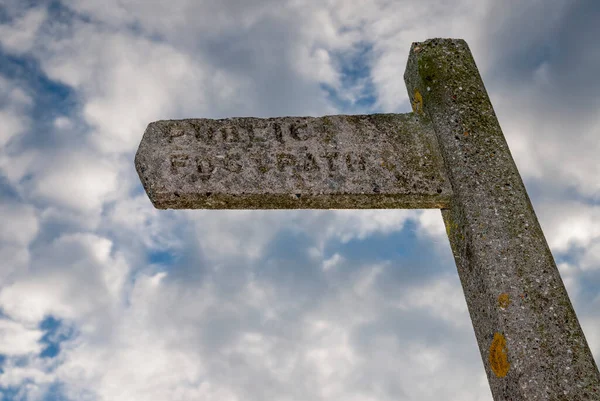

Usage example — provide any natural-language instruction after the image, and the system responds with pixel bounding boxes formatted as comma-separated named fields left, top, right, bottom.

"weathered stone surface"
left=135, top=37, right=600, bottom=400
left=404, top=38, right=600, bottom=399
left=135, top=113, right=452, bottom=209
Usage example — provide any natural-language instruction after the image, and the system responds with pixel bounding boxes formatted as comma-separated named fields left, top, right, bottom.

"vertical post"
left=404, top=38, right=600, bottom=399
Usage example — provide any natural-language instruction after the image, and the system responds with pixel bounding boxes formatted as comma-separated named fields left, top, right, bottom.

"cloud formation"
left=0, top=0, right=598, bottom=400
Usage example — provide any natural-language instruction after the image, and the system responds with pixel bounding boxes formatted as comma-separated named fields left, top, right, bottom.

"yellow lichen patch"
left=445, top=219, right=459, bottom=238
left=412, top=89, right=423, bottom=115
left=489, top=332, right=510, bottom=377
left=498, top=293, right=510, bottom=309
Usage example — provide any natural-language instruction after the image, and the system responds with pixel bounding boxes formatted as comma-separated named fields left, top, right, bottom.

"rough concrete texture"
left=404, top=38, right=600, bottom=399
left=135, top=113, right=452, bottom=209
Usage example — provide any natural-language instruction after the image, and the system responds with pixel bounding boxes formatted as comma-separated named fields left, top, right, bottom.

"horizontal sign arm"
left=135, top=113, right=452, bottom=209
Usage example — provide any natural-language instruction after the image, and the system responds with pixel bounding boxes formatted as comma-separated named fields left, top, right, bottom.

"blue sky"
left=0, top=0, right=599, bottom=400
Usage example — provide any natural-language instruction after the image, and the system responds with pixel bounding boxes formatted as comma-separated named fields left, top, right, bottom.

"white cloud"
left=322, top=209, right=416, bottom=243
left=188, top=210, right=295, bottom=263
left=0, top=203, right=39, bottom=246
left=186, top=209, right=417, bottom=265
left=489, top=63, right=600, bottom=198
left=294, top=47, right=338, bottom=88
left=580, top=315, right=600, bottom=367
left=0, top=203, right=39, bottom=279
left=322, top=252, right=344, bottom=271
left=580, top=241, right=600, bottom=272
left=0, top=147, right=36, bottom=185
left=50, top=272, right=226, bottom=401
left=30, top=255, right=487, bottom=401
left=0, top=233, right=128, bottom=324
left=0, top=278, right=79, bottom=324
left=0, top=110, right=28, bottom=149
left=0, top=7, right=47, bottom=54
left=0, top=320, right=43, bottom=355
left=29, top=149, right=120, bottom=213
left=0, top=76, right=33, bottom=149
left=393, top=276, right=470, bottom=329
left=0, top=245, right=31, bottom=280
left=53, top=116, right=74, bottom=130
left=536, top=201, right=600, bottom=254
left=301, top=321, right=358, bottom=399
left=105, top=194, right=183, bottom=251
left=0, top=361, right=55, bottom=390
left=0, top=1, right=598, bottom=401
left=414, top=209, right=448, bottom=246
left=1, top=148, right=128, bottom=228
left=39, top=24, right=209, bottom=154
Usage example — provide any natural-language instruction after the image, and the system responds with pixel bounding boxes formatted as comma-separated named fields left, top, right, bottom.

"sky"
left=0, top=0, right=599, bottom=400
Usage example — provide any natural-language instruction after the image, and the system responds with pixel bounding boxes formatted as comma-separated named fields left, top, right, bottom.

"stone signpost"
left=135, top=38, right=600, bottom=400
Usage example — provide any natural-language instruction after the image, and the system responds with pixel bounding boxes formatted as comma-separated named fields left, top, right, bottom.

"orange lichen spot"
left=412, top=89, right=424, bottom=115
left=498, top=293, right=510, bottom=309
left=489, top=332, right=510, bottom=377
left=464, top=131, right=469, bottom=136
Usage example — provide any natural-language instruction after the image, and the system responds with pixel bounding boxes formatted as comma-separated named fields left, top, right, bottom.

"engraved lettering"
left=253, top=152, right=271, bottom=174
left=218, top=125, right=241, bottom=142
left=321, top=152, right=339, bottom=172
left=255, top=126, right=268, bottom=142
left=272, top=122, right=283, bottom=144
left=195, top=156, right=215, bottom=181
left=170, top=154, right=189, bottom=171
left=174, top=150, right=374, bottom=182
left=192, top=123, right=216, bottom=143
left=277, top=153, right=297, bottom=172
left=302, top=152, right=319, bottom=172
left=289, top=122, right=310, bottom=141
left=237, top=120, right=264, bottom=143
left=188, top=121, right=200, bottom=141
left=252, top=126, right=268, bottom=143
left=346, top=153, right=367, bottom=172
left=245, top=124, right=260, bottom=143
left=167, top=125, right=185, bottom=143
left=224, top=153, right=243, bottom=173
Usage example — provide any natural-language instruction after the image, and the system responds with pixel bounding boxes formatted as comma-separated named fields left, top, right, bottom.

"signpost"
left=136, top=38, right=600, bottom=400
